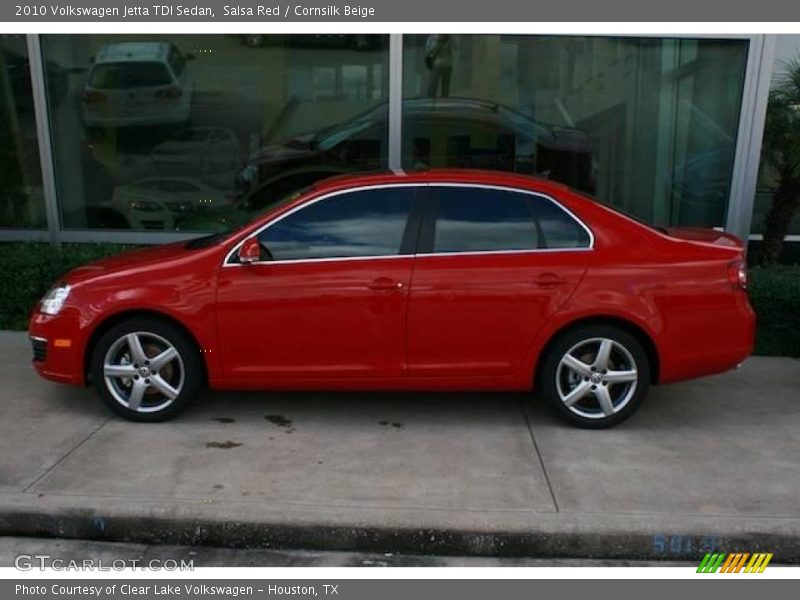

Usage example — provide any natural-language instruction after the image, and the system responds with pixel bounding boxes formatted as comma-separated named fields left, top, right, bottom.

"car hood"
left=64, top=242, right=201, bottom=284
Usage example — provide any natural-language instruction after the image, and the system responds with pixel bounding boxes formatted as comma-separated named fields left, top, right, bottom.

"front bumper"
left=28, top=309, right=87, bottom=386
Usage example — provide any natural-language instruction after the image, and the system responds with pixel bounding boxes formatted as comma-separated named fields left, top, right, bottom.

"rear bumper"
left=82, top=106, right=190, bottom=128
left=28, top=310, right=86, bottom=386
left=658, top=292, right=756, bottom=384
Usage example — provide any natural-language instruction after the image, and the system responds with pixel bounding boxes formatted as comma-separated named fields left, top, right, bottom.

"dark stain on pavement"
left=265, top=414, right=292, bottom=427
left=205, top=441, right=243, bottom=449
left=211, top=417, right=235, bottom=423
left=265, top=414, right=295, bottom=433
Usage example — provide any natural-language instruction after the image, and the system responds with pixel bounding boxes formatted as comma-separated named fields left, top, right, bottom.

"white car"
left=112, top=177, right=236, bottom=216
left=105, top=188, right=175, bottom=231
left=82, top=42, right=193, bottom=129
left=151, top=127, right=242, bottom=174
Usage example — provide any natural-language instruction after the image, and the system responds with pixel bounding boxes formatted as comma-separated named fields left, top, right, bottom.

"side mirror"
left=238, top=237, right=261, bottom=264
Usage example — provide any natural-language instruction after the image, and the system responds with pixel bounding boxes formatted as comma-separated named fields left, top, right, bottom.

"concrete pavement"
left=1, top=330, right=799, bottom=561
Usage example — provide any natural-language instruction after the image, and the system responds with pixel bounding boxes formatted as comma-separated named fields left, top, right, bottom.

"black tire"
left=538, top=324, right=651, bottom=429
left=90, top=317, right=203, bottom=422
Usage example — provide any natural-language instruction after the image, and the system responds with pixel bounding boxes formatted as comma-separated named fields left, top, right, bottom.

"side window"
left=259, top=187, right=415, bottom=261
left=429, top=186, right=591, bottom=253
left=532, top=198, right=591, bottom=249
left=432, top=187, right=540, bottom=253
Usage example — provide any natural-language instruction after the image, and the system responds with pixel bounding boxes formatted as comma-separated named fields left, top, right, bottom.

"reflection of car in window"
left=81, top=42, right=193, bottom=129
left=151, top=127, right=242, bottom=175
left=112, top=176, right=236, bottom=223
left=240, top=98, right=595, bottom=194
left=178, top=167, right=353, bottom=232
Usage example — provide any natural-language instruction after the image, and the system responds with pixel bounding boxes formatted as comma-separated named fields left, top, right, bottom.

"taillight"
left=728, top=260, right=748, bottom=290
left=156, top=86, right=182, bottom=99
left=81, top=90, right=107, bottom=104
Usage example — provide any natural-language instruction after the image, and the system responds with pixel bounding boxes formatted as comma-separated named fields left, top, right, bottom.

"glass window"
left=260, top=187, right=414, bottom=261
left=403, top=35, right=748, bottom=229
left=752, top=35, right=800, bottom=241
left=0, top=35, right=46, bottom=228
left=168, top=46, right=186, bottom=77
left=41, top=34, right=389, bottom=232
left=432, top=187, right=539, bottom=253
left=534, top=197, right=591, bottom=249
left=89, top=62, right=173, bottom=89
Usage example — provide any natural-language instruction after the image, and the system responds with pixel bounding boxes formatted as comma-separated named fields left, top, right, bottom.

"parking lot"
left=1, top=330, right=799, bottom=560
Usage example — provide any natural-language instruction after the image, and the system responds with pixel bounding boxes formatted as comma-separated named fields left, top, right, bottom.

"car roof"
left=309, top=169, right=573, bottom=197
left=94, top=42, right=171, bottom=64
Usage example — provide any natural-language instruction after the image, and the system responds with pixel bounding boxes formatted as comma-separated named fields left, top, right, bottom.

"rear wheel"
left=90, top=318, right=203, bottom=422
left=539, top=325, right=650, bottom=428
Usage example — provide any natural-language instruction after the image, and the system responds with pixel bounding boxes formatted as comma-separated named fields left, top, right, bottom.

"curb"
left=1, top=500, right=799, bottom=562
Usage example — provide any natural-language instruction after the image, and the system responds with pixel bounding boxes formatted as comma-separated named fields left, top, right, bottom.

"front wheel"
left=538, top=325, right=650, bottom=429
left=90, top=318, right=203, bottom=422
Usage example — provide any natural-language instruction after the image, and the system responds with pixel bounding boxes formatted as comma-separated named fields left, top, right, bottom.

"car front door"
left=216, top=185, right=422, bottom=382
left=406, top=184, right=591, bottom=379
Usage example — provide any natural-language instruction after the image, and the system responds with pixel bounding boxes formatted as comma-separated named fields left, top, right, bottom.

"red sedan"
left=29, top=170, right=755, bottom=428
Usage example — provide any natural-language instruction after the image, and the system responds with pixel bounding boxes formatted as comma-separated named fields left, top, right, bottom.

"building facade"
left=0, top=33, right=795, bottom=247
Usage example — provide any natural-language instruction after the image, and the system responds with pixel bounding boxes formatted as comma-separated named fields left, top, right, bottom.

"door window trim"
left=222, top=181, right=594, bottom=267
left=415, top=183, right=595, bottom=257
left=223, top=183, right=426, bottom=267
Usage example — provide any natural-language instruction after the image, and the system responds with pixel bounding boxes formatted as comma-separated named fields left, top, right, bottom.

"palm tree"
left=758, top=58, right=800, bottom=264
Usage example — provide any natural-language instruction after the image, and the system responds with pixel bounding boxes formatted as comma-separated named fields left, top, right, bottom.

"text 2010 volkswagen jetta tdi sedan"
left=29, top=170, right=755, bottom=428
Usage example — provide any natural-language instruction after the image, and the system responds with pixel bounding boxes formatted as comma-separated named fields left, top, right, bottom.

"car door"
left=216, top=185, right=422, bottom=381
left=406, top=184, right=591, bottom=378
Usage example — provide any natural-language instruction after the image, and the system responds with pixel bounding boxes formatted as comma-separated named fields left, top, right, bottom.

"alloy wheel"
left=103, top=331, right=185, bottom=413
left=555, top=337, right=639, bottom=420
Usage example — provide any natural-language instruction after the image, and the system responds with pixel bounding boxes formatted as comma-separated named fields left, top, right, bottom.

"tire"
left=538, top=324, right=650, bottom=429
left=90, top=317, right=203, bottom=422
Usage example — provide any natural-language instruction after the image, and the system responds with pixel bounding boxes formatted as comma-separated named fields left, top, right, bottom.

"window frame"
left=223, top=183, right=427, bottom=266
left=415, top=183, right=594, bottom=257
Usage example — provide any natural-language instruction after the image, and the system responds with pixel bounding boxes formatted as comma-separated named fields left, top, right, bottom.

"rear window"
left=89, top=62, right=172, bottom=89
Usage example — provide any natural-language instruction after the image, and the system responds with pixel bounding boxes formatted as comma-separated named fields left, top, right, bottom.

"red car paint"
left=29, top=170, right=755, bottom=392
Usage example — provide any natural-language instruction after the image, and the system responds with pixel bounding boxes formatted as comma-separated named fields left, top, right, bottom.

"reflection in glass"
left=403, top=35, right=747, bottom=229
left=261, top=187, right=413, bottom=260
left=433, top=188, right=539, bottom=253
left=0, top=35, right=46, bottom=228
left=752, top=35, right=800, bottom=245
left=41, top=34, right=389, bottom=231
left=430, top=187, right=590, bottom=253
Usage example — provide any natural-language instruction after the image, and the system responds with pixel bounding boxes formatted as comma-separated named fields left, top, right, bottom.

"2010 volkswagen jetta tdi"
left=29, top=170, right=755, bottom=428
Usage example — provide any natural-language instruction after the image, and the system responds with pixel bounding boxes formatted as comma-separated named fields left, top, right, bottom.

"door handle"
left=535, top=273, right=568, bottom=288
left=368, top=277, right=404, bottom=291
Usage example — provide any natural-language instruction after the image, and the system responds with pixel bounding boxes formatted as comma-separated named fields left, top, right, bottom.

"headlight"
left=129, top=200, right=162, bottom=213
left=40, top=284, right=71, bottom=316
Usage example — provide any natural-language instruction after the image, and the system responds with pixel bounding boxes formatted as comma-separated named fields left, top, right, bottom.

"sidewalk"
left=1, top=330, right=799, bottom=561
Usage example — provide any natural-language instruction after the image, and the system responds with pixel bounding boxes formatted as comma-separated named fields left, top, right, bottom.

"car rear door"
left=216, top=185, right=424, bottom=381
left=406, top=184, right=591, bottom=378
